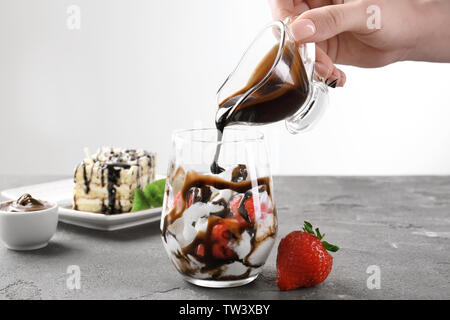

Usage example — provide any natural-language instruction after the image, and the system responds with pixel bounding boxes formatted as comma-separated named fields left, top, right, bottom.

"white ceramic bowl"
left=0, top=201, right=58, bottom=250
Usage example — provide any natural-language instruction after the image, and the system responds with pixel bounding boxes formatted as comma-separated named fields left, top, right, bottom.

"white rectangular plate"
left=1, top=176, right=165, bottom=231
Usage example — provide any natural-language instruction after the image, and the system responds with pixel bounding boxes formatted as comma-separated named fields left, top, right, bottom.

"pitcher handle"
left=282, top=18, right=330, bottom=134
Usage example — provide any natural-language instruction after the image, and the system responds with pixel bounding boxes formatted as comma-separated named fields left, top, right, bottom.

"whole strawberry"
left=277, top=221, right=339, bottom=290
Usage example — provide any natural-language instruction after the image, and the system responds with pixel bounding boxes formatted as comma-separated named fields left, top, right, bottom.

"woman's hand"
left=269, top=0, right=450, bottom=86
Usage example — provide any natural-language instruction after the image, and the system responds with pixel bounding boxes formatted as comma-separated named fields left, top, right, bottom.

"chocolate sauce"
left=105, top=162, right=131, bottom=214
left=1, top=194, right=52, bottom=212
left=210, top=198, right=230, bottom=218
left=210, top=131, right=224, bottom=174
left=211, top=40, right=309, bottom=173
left=231, top=164, right=248, bottom=182
left=82, top=163, right=90, bottom=194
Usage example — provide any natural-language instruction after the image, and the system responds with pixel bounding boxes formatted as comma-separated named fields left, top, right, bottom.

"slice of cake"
left=73, top=148, right=156, bottom=214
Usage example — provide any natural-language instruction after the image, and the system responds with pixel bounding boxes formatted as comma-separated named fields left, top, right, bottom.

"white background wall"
left=1, top=0, right=450, bottom=176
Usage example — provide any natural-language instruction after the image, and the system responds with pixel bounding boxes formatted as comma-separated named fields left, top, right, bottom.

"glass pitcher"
left=216, top=19, right=329, bottom=134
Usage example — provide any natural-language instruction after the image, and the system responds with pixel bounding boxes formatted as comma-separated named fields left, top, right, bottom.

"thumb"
left=290, top=2, right=370, bottom=43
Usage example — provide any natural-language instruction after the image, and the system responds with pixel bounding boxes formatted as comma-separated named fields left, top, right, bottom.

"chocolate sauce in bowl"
left=211, top=40, right=309, bottom=173
left=0, top=194, right=52, bottom=213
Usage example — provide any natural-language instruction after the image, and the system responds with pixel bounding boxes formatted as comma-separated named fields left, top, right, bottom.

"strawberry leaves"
left=303, top=221, right=339, bottom=253
left=322, top=241, right=339, bottom=252
left=303, top=221, right=314, bottom=234
left=315, top=228, right=324, bottom=240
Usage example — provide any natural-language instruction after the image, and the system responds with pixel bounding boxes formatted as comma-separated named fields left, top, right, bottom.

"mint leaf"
left=144, top=178, right=166, bottom=208
left=322, top=241, right=339, bottom=252
left=131, top=189, right=150, bottom=212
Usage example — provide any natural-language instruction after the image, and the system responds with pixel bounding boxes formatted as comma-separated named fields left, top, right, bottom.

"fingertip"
left=314, top=61, right=333, bottom=80
left=314, top=46, right=346, bottom=87
left=339, top=69, right=346, bottom=87
left=335, top=68, right=346, bottom=87
left=318, top=66, right=346, bottom=88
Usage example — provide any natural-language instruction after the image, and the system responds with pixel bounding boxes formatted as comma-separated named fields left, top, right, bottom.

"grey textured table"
left=0, top=175, right=449, bottom=300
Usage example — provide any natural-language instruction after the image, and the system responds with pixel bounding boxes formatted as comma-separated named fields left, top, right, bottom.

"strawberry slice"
left=173, top=191, right=182, bottom=208
left=243, top=197, right=255, bottom=223
left=211, top=222, right=230, bottom=244
left=212, top=243, right=233, bottom=259
left=196, top=244, right=205, bottom=258
left=230, top=196, right=240, bottom=214
left=230, top=196, right=248, bottom=227
left=210, top=222, right=234, bottom=259
left=187, top=193, right=194, bottom=208
left=230, top=195, right=257, bottom=227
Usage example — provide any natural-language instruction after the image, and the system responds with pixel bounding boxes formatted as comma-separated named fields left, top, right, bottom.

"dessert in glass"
left=161, top=128, right=277, bottom=288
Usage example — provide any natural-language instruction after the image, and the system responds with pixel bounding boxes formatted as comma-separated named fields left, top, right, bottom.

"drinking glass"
left=160, top=128, right=277, bottom=288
